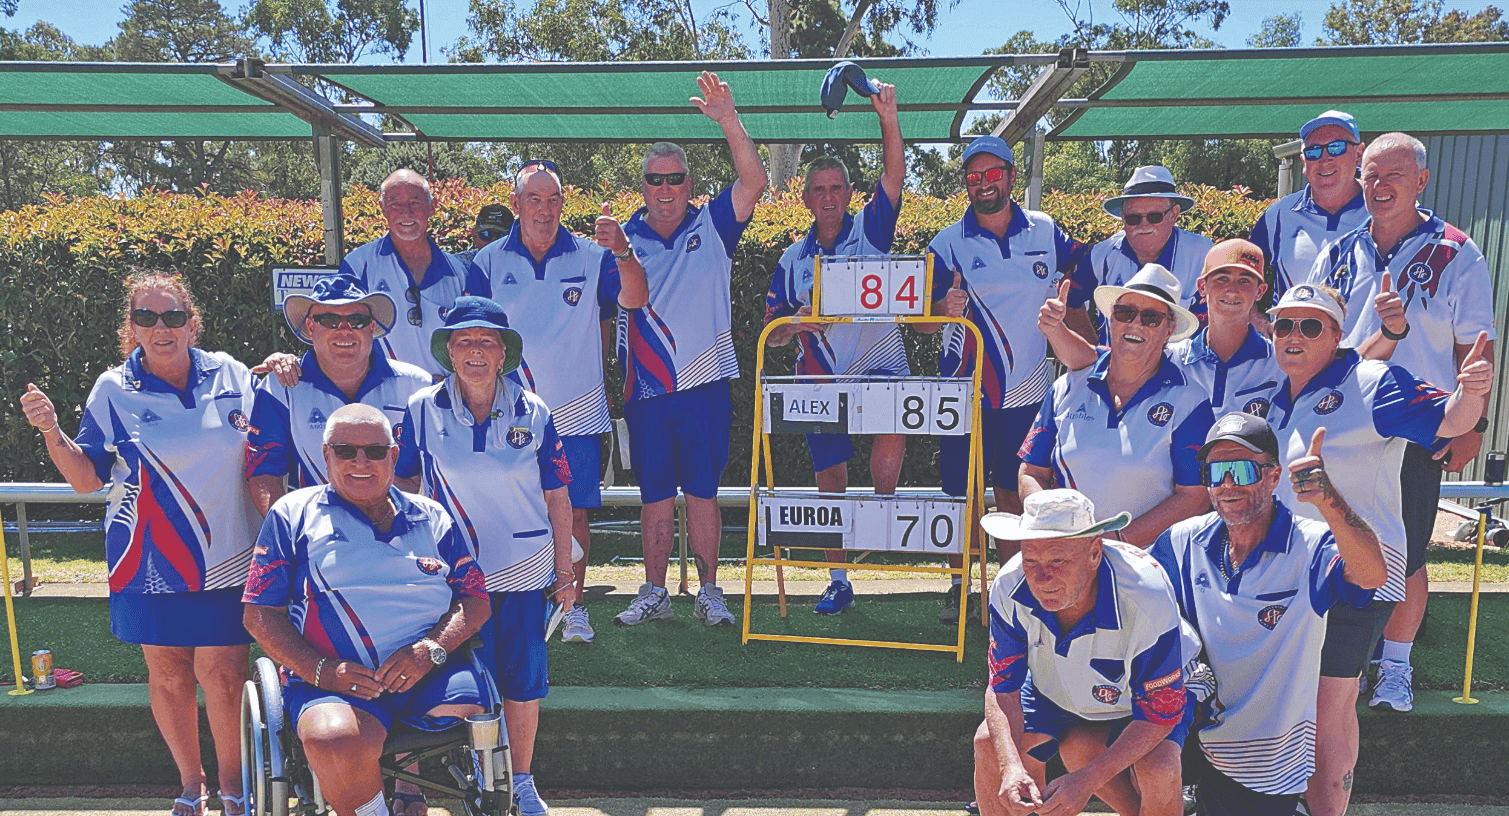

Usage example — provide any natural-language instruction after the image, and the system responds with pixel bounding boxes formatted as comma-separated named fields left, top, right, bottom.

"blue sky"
left=9, top=0, right=1496, bottom=61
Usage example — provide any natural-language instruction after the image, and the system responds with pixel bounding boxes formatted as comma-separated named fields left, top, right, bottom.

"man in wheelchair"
left=244, top=404, right=492, bottom=816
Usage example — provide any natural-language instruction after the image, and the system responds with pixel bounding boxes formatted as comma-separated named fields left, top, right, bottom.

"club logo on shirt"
left=1243, top=398, right=1271, bottom=418
left=1195, top=572, right=1211, bottom=589
left=309, top=407, right=327, bottom=428
left=1032, top=261, right=1049, bottom=279
left=228, top=409, right=250, bottom=432
left=1258, top=604, right=1287, bottom=630
left=506, top=426, right=532, bottom=449
left=563, top=286, right=583, bottom=306
left=1067, top=403, right=1095, bottom=421
left=971, top=257, right=987, bottom=270
left=1092, top=684, right=1122, bottom=705
left=140, top=409, right=162, bottom=425
left=502, top=273, right=518, bottom=286
left=1407, top=261, right=1433, bottom=283
left=1314, top=390, right=1344, bottom=415
left=1147, top=402, right=1174, bottom=426
left=686, top=234, right=702, bottom=252
left=416, top=557, right=443, bottom=576
left=375, top=280, right=391, bottom=292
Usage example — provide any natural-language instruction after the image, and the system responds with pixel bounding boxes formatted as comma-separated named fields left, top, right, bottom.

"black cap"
left=474, top=204, right=513, bottom=241
left=1198, top=412, right=1279, bottom=461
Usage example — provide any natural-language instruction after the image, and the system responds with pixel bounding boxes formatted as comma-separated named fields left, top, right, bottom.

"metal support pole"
left=14, top=502, right=31, bottom=597
left=677, top=498, right=690, bottom=595
left=1027, top=128, right=1046, bottom=211
left=314, top=125, right=345, bottom=266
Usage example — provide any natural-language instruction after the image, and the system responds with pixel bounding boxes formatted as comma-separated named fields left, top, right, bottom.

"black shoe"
left=938, top=584, right=977, bottom=624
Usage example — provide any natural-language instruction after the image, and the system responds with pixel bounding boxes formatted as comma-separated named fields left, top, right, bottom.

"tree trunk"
left=765, top=0, right=801, bottom=188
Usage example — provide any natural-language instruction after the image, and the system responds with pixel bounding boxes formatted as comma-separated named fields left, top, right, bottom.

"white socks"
left=1381, top=639, right=1414, bottom=665
left=354, top=791, right=389, bottom=816
left=830, top=568, right=848, bottom=582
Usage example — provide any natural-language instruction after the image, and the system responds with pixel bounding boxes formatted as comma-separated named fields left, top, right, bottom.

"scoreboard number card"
left=765, top=382, right=851, bottom=434
left=815, top=255, right=928, bottom=317
left=756, top=492, right=965, bottom=553
left=759, top=493, right=854, bottom=550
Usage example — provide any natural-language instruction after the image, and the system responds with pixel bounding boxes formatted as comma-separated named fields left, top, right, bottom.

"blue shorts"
left=806, top=433, right=855, bottom=472
left=110, top=586, right=254, bottom=647
left=1019, top=677, right=1193, bottom=763
left=283, top=657, right=483, bottom=734
left=561, top=434, right=603, bottom=509
left=940, top=402, right=1040, bottom=496
left=477, top=589, right=548, bottom=702
left=623, top=379, right=732, bottom=503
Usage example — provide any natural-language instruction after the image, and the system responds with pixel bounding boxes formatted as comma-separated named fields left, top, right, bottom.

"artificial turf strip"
left=5, top=593, right=1507, bottom=691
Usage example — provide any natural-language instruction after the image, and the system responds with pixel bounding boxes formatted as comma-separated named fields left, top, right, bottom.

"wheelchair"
left=240, top=644, right=517, bottom=816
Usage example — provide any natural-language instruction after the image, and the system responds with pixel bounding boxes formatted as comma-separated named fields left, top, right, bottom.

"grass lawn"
left=4, top=592, right=1506, bottom=692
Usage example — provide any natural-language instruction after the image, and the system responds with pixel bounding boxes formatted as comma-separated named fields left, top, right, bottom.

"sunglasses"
left=131, top=308, right=190, bottom=329
left=964, top=166, right=1008, bottom=187
left=1110, top=304, right=1171, bottom=328
left=1123, top=207, right=1173, bottom=226
left=1200, top=460, right=1273, bottom=487
left=643, top=172, right=687, bottom=186
left=327, top=443, right=393, bottom=461
left=1273, top=317, right=1328, bottom=339
left=1302, top=139, right=1358, bottom=161
left=521, top=158, right=557, bottom=174
left=406, top=286, right=423, bottom=326
left=310, top=312, right=374, bottom=330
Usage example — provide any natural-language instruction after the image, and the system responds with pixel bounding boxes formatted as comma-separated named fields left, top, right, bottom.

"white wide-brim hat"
left=283, top=273, right=397, bottom=344
left=981, top=489, right=1130, bottom=542
left=1093, top=262, right=1200, bottom=342
left=1103, top=165, right=1195, bottom=218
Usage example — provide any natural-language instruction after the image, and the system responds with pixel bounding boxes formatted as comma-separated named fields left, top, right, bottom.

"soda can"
left=31, top=649, right=55, bottom=690
left=1484, top=451, right=1506, bottom=486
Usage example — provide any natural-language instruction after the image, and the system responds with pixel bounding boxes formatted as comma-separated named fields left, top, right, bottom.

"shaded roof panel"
left=1053, top=100, right=1509, bottom=140
left=0, top=110, right=313, bottom=139
left=401, top=110, right=960, bottom=143
left=0, top=64, right=273, bottom=108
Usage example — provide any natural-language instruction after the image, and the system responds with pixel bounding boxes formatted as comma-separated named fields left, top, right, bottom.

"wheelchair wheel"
left=446, top=744, right=515, bottom=816
left=242, top=657, right=292, bottom=816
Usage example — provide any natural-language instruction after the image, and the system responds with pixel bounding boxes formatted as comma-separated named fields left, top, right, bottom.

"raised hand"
left=869, top=80, right=897, bottom=119
left=1038, top=277, right=1072, bottom=336
left=1374, top=270, right=1407, bottom=336
left=20, top=382, right=58, bottom=434
left=1289, top=427, right=1329, bottom=505
left=594, top=201, right=629, bottom=256
left=1457, top=330, right=1494, bottom=398
left=940, top=272, right=969, bottom=318
left=691, top=70, right=737, bottom=124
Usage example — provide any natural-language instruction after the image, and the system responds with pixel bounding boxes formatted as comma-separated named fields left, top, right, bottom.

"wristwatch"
left=1474, top=416, right=1490, bottom=434
left=613, top=245, right=634, bottom=261
left=421, top=638, right=447, bottom=666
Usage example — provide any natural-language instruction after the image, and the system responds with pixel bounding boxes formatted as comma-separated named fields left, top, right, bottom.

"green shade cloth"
left=0, top=110, right=312, bottom=139
left=1054, top=101, right=1509, bottom=140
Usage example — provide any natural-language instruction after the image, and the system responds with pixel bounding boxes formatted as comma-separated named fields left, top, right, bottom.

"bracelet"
left=613, top=246, right=634, bottom=261
left=37, top=423, right=56, bottom=435
left=312, top=657, right=328, bottom=688
left=554, top=568, right=575, bottom=577
left=1380, top=322, right=1410, bottom=341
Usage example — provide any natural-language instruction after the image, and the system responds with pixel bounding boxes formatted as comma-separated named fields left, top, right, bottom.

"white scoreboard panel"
left=815, top=255, right=928, bottom=317
left=764, top=379, right=971, bottom=436
left=757, top=491, right=965, bottom=554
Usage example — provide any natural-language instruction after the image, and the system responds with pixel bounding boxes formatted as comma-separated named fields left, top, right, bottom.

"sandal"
left=218, top=792, right=247, bottom=816
left=171, top=793, right=208, bottom=816
left=391, top=789, right=427, bottom=816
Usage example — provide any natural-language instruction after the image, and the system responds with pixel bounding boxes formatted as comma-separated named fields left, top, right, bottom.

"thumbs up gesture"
left=594, top=201, right=630, bottom=257
left=20, top=382, right=59, bottom=435
left=1289, top=427, right=1330, bottom=506
left=1373, top=270, right=1407, bottom=338
left=940, top=272, right=969, bottom=318
left=1457, top=330, right=1495, bottom=398
left=1038, top=277, right=1073, bottom=336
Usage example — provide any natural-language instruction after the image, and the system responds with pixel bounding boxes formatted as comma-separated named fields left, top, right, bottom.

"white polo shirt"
left=618, top=188, right=749, bottom=402
left=1265, top=351, right=1450, bottom=602
left=988, top=542, right=1197, bottom=727
left=245, top=351, right=433, bottom=488
left=1153, top=505, right=1372, bottom=795
left=1020, top=351, right=1215, bottom=522
left=339, top=234, right=487, bottom=379
left=1089, top=227, right=1213, bottom=335
left=396, top=377, right=571, bottom=593
left=766, top=190, right=909, bottom=378
left=1307, top=209, right=1499, bottom=391
left=75, top=348, right=260, bottom=595
left=1249, top=186, right=1368, bottom=299
left=472, top=225, right=622, bottom=435
left=243, top=485, right=486, bottom=671
left=927, top=204, right=1095, bottom=409
left=1167, top=326, right=1284, bottom=416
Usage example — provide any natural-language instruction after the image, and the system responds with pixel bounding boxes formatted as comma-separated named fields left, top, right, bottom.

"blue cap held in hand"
left=821, top=61, right=880, bottom=119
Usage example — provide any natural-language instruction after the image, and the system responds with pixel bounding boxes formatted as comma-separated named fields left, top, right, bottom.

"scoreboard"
left=756, top=491, right=965, bottom=554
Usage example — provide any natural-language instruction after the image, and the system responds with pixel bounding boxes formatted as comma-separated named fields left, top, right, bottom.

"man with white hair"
left=1090, top=166, right=1213, bottom=333
left=339, top=169, right=487, bottom=378
left=974, top=488, right=1200, bottom=816
left=1307, top=131, right=1498, bottom=721
left=613, top=71, right=768, bottom=629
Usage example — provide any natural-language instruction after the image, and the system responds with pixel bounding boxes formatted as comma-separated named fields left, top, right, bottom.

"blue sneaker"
left=513, top=772, right=548, bottom=816
left=814, top=579, right=854, bottom=615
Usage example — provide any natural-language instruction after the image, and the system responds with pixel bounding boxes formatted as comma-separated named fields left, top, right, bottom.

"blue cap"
left=282, top=273, right=397, bottom=343
left=429, top=296, right=524, bottom=375
left=1300, top=110, right=1360, bottom=142
left=820, top=61, right=880, bottom=119
left=961, top=135, right=1014, bottom=168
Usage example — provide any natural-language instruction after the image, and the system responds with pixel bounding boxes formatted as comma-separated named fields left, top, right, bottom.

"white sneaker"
left=693, top=585, right=735, bottom=627
left=512, top=772, right=548, bottom=816
left=613, top=583, right=673, bottom=626
left=561, top=603, right=594, bottom=643
left=1369, top=658, right=1414, bottom=712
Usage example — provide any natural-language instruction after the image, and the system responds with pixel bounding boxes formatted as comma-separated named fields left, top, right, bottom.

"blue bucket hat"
left=282, top=273, right=397, bottom=343
left=961, top=135, right=1014, bottom=168
left=429, top=296, right=524, bottom=376
left=820, top=61, right=880, bottom=119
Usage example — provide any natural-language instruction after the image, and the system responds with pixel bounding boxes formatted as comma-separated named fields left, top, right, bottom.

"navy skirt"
left=110, top=587, right=253, bottom=646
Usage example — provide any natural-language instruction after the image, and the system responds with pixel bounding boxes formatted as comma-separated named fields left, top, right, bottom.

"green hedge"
left=0, top=180, right=1270, bottom=487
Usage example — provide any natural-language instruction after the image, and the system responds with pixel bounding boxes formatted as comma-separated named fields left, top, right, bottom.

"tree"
left=1054, top=0, right=1229, bottom=50
left=1249, top=12, right=1303, bottom=48
left=1321, top=0, right=1508, bottom=45
left=244, top=0, right=418, bottom=63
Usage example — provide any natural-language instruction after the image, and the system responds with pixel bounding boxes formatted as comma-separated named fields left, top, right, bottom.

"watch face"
left=429, top=643, right=447, bottom=665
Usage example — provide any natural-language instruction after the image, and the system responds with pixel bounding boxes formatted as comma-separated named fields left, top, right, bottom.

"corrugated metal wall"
left=1420, top=134, right=1509, bottom=482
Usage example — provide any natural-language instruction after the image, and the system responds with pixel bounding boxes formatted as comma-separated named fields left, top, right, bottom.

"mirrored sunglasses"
left=1201, top=460, right=1272, bottom=487
left=1302, top=139, right=1358, bottom=161
left=1273, top=317, right=1327, bottom=339
left=964, top=166, right=1008, bottom=186
left=327, top=443, right=393, bottom=461
left=131, top=308, right=190, bottom=329
left=643, top=172, right=687, bottom=186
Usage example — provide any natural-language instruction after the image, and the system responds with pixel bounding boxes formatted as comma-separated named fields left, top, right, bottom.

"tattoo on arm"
left=1343, top=770, right=1353, bottom=792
